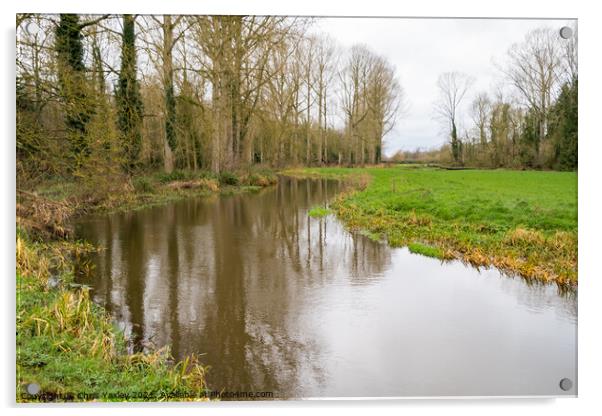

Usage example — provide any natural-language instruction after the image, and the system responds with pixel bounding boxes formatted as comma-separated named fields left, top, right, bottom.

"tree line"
left=16, top=14, right=404, bottom=184
left=393, top=25, right=577, bottom=171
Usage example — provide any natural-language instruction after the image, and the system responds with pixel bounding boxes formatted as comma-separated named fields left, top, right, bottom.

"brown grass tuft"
left=406, top=210, right=432, bottom=227
left=505, top=228, right=545, bottom=246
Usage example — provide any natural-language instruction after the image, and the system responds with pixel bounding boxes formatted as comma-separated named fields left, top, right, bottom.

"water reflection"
left=75, top=177, right=576, bottom=398
left=76, top=178, right=391, bottom=394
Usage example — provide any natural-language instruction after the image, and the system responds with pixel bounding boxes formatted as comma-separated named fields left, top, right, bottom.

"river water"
left=74, top=177, right=577, bottom=398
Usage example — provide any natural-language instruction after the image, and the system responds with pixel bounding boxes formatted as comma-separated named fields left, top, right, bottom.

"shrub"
left=247, top=172, right=278, bottom=187
left=219, top=171, right=239, bottom=186
left=155, top=170, right=187, bottom=184
left=197, top=171, right=219, bottom=181
left=133, top=176, right=155, bottom=194
left=197, top=178, right=220, bottom=192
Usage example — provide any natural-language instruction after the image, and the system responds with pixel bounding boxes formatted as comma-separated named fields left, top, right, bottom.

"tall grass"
left=16, top=232, right=210, bottom=402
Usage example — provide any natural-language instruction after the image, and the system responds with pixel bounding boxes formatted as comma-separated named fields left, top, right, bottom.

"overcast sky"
left=313, top=17, right=573, bottom=156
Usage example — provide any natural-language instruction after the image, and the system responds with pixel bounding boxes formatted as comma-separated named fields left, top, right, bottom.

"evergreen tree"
left=55, top=14, right=93, bottom=168
left=116, top=14, right=144, bottom=172
left=451, top=121, right=461, bottom=164
left=548, top=80, right=578, bottom=171
left=162, top=15, right=178, bottom=172
left=518, top=109, right=539, bottom=168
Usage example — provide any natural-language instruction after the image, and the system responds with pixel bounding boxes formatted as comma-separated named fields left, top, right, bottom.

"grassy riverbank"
left=16, top=231, right=210, bottom=402
left=16, top=168, right=277, bottom=402
left=22, top=168, right=277, bottom=228
left=284, top=165, right=577, bottom=285
left=15, top=164, right=577, bottom=401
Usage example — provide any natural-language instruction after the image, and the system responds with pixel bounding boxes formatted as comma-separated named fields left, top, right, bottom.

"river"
left=75, top=177, right=577, bottom=398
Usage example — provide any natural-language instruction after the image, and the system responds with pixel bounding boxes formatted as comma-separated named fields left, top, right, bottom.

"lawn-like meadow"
left=288, top=165, right=577, bottom=285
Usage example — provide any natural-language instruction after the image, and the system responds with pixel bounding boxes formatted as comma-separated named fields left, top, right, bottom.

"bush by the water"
left=132, top=176, right=155, bottom=194
left=219, top=171, right=240, bottom=186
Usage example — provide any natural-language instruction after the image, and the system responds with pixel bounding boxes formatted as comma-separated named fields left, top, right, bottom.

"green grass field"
left=286, top=165, right=577, bottom=285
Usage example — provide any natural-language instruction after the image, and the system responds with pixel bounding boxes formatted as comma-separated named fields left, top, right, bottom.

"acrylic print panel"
left=15, top=15, right=577, bottom=401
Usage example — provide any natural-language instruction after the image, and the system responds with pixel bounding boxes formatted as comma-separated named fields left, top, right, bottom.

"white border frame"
left=3, top=1, right=600, bottom=415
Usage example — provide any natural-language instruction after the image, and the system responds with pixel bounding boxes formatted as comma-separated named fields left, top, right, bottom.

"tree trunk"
left=164, top=138, right=174, bottom=173
left=162, top=15, right=177, bottom=173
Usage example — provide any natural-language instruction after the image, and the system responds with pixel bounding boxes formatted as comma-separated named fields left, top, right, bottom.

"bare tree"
left=189, top=16, right=303, bottom=172
left=340, top=45, right=373, bottom=165
left=471, top=92, right=491, bottom=146
left=137, top=15, right=186, bottom=172
left=312, top=34, right=338, bottom=164
left=502, top=28, right=562, bottom=156
left=263, top=34, right=303, bottom=165
left=366, top=55, right=403, bottom=163
left=434, top=71, right=474, bottom=163
left=340, top=45, right=402, bottom=165
left=302, top=36, right=316, bottom=164
left=561, top=22, right=578, bottom=85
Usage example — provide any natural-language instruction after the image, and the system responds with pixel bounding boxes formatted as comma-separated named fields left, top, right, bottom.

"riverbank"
left=16, top=168, right=277, bottom=402
left=283, top=165, right=577, bottom=286
left=16, top=230, right=211, bottom=402
left=18, top=169, right=278, bottom=237
left=15, top=165, right=577, bottom=400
